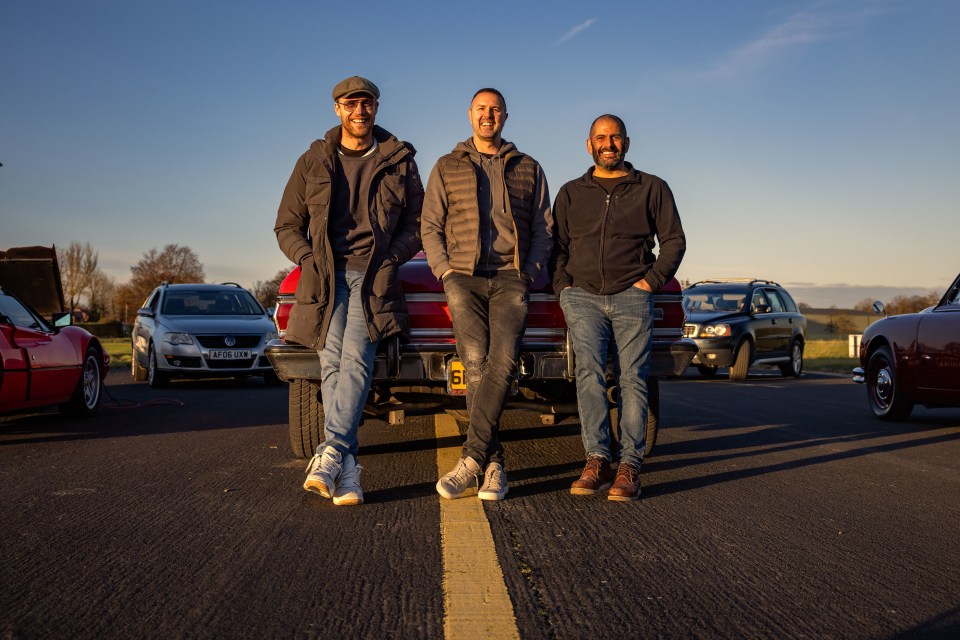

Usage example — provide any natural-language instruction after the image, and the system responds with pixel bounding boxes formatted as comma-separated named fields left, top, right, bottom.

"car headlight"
left=700, top=324, right=731, bottom=337
left=264, top=331, right=278, bottom=342
left=163, top=332, right=194, bottom=345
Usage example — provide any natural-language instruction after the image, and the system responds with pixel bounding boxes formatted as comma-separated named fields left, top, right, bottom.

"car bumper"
left=153, top=345, right=273, bottom=376
left=689, top=338, right=736, bottom=368
left=265, top=335, right=698, bottom=384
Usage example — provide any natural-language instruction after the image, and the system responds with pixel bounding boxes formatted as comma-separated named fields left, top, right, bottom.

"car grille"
left=683, top=324, right=698, bottom=338
left=196, top=335, right=261, bottom=348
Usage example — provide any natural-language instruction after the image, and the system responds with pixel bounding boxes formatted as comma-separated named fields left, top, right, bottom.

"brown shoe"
left=570, top=456, right=614, bottom=495
left=608, top=463, right=641, bottom=502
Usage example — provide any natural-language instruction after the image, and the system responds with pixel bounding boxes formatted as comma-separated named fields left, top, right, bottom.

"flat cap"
left=332, top=76, right=380, bottom=101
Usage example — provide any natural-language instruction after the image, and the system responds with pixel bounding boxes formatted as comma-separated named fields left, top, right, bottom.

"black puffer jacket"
left=274, top=125, right=424, bottom=349
left=552, top=164, right=685, bottom=295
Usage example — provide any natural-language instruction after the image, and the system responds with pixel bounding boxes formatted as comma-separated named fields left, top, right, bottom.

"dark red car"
left=1, top=246, right=110, bottom=418
left=854, top=272, right=960, bottom=420
left=266, top=253, right=697, bottom=458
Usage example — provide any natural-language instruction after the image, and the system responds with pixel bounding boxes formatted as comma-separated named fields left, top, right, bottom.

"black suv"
left=682, top=279, right=806, bottom=381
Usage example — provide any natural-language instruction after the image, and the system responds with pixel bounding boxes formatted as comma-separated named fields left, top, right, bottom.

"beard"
left=592, top=146, right=625, bottom=171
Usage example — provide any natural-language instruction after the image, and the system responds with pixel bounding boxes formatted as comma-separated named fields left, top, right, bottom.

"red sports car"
left=854, top=272, right=960, bottom=420
left=0, top=246, right=110, bottom=418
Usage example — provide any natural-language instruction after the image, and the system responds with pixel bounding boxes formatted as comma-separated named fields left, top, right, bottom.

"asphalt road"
left=2, top=369, right=959, bottom=639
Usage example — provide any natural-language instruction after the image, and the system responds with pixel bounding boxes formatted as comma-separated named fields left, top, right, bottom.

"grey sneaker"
left=333, top=454, right=363, bottom=506
left=303, top=445, right=342, bottom=498
left=436, top=456, right=481, bottom=499
left=478, top=462, right=508, bottom=501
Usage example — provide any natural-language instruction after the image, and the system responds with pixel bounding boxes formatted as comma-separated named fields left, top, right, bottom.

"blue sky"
left=2, top=0, right=958, bottom=306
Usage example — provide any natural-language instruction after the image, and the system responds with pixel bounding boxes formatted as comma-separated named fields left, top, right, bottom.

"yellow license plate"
left=447, top=359, right=466, bottom=396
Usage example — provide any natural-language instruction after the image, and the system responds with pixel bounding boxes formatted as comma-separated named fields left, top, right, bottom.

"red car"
left=854, top=272, right=960, bottom=420
left=0, top=246, right=110, bottom=418
left=266, top=253, right=697, bottom=458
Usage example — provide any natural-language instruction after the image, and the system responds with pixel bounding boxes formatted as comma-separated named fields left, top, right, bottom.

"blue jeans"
left=559, top=286, right=654, bottom=468
left=443, top=270, right=529, bottom=467
left=317, top=270, right=378, bottom=457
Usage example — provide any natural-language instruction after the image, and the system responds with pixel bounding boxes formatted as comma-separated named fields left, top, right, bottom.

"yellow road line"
left=435, top=413, right=521, bottom=640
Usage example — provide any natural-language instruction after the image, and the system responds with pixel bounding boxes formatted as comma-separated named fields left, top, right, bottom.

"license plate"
left=208, top=350, right=251, bottom=360
left=447, top=359, right=466, bottom=396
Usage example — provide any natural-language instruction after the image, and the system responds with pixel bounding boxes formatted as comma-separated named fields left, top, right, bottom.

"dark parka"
left=274, top=125, right=424, bottom=350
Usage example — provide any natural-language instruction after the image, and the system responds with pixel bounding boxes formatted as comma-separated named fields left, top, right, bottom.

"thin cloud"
left=555, top=18, right=597, bottom=45
left=700, top=3, right=891, bottom=80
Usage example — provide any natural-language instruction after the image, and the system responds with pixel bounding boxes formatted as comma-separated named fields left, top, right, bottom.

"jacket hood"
left=452, top=138, right=520, bottom=161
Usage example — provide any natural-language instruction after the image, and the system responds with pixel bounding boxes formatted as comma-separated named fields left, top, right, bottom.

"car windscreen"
left=683, top=288, right=748, bottom=313
left=162, top=290, right=263, bottom=315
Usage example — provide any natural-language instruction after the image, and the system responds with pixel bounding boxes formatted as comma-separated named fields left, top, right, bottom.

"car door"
left=133, top=289, right=160, bottom=367
left=766, top=289, right=797, bottom=354
left=750, top=289, right=780, bottom=357
left=0, top=293, right=78, bottom=405
left=916, top=287, right=960, bottom=395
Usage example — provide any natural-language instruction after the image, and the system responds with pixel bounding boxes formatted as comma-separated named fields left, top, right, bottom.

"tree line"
left=57, top=241, right=289, bottom=323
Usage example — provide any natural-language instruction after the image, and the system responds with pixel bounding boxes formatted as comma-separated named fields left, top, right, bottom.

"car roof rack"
left=220, top=282, right=243, bottom=287
left=690, top=278, right=781, bottom=287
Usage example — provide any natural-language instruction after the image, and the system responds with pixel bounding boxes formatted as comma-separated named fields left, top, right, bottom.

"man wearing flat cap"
left=275, top=76, right=424, bottom=506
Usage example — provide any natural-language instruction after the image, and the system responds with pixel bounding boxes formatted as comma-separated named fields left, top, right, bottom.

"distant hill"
left=784, top=284, right=940, bottom=309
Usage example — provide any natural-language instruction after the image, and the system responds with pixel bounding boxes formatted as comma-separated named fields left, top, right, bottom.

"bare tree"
left=87, top=270, right=116, bottom=321
left=128, top=244, right=205, bottom=303
left=58, top=241, right=98, bottom=311
left=853, top=298, right=875, bottom=312
left=251, top=268, right=292, bottom=309
left=885, top=292, right=940, bottom=316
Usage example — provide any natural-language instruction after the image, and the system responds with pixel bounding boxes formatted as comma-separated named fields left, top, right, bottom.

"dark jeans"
left=443, top=270, right=529, bottom=467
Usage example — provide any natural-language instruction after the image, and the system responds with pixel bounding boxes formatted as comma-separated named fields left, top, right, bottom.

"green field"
left=99, top=337, right=857, bottom=374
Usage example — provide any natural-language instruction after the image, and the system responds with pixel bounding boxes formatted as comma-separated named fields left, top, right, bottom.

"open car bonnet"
left=0, top=246, right=66, bottom=317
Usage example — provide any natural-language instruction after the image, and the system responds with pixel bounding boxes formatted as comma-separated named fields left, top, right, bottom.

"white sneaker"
left=478, top=462, right=508, bottom=501
left=303, top=445, right=342, bottom=498
left=333, top=454, right=363, bottom=506
left=436, top=456, right=481, bottom=499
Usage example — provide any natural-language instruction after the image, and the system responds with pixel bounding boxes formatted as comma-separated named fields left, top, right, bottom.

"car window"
left=162, top=290, right=263, bottom=315
left=751, top=290, right=771, bottom=313
left=0, top=293, right=47, bottom=331
left=775, top=289, right=799, bottom=312
left=683, top=289, right=747, bottom=312
left=144, top=290, right=160, bottom=311
left=765, top=289, right=785, bottom=313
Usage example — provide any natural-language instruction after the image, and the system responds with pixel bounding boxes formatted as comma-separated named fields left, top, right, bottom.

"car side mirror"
left=754, top=304, right=771, bottom=315
left=871, top=300, right=886, bottom=317
left=52, top=312, right=73, bottom=328
left=137, top=308, right=155, bottom=318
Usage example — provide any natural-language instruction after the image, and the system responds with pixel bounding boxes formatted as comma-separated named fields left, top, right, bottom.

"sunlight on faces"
left=469, top=91, right=508, bottom=143
left=335, top=92, right=378, bottom=144
left=587, top=117, right=630, bottom=172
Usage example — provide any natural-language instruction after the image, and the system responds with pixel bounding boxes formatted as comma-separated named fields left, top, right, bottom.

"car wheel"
left=866, top=346, right=913, bottom=421
left=697, top=365, right=719, bottom=378
left=729, top=340, right=752, bottom=381
left=131, top=344, right=147, bottom=382
left=289, top=379, right=323, bottom=458
left=779, top=339, right=804, bottom=378
left=262, top=370, right=284, bottom=387
left=607, top=376, right=659, bottom=457
left=147, top=345, right=170, bottom=388
left=61, top=347, right=103, bottom=418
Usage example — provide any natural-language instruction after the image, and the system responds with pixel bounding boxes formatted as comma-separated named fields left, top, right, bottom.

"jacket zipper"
left=599, top=193, right=611, bottom=293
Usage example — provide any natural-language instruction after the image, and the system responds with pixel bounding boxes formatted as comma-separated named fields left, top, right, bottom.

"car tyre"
left=147, top=345, right=170, bottom=388
left=131, top=344, right=147, bottom=382
left=779, top=339, right=804, bottom=378
left=729, top=340, right=752, bottom=382
left=289, top=379, right=323, bottom=458
left=608, top=376, right=659, bottom=457
left=697, top=365, right=719, bottom=378
left=866, top=345, right=913, bottom=421
left=61, top=347, right=103, bottom=418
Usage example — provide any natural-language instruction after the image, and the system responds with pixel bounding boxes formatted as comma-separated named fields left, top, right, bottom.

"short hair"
left=590, top=114, right=627, bottom=139
left=472, top=87, right=507, bottom=111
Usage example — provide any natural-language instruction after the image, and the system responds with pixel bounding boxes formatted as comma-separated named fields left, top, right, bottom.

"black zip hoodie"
left=551, top=163, right=685, bottom=295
